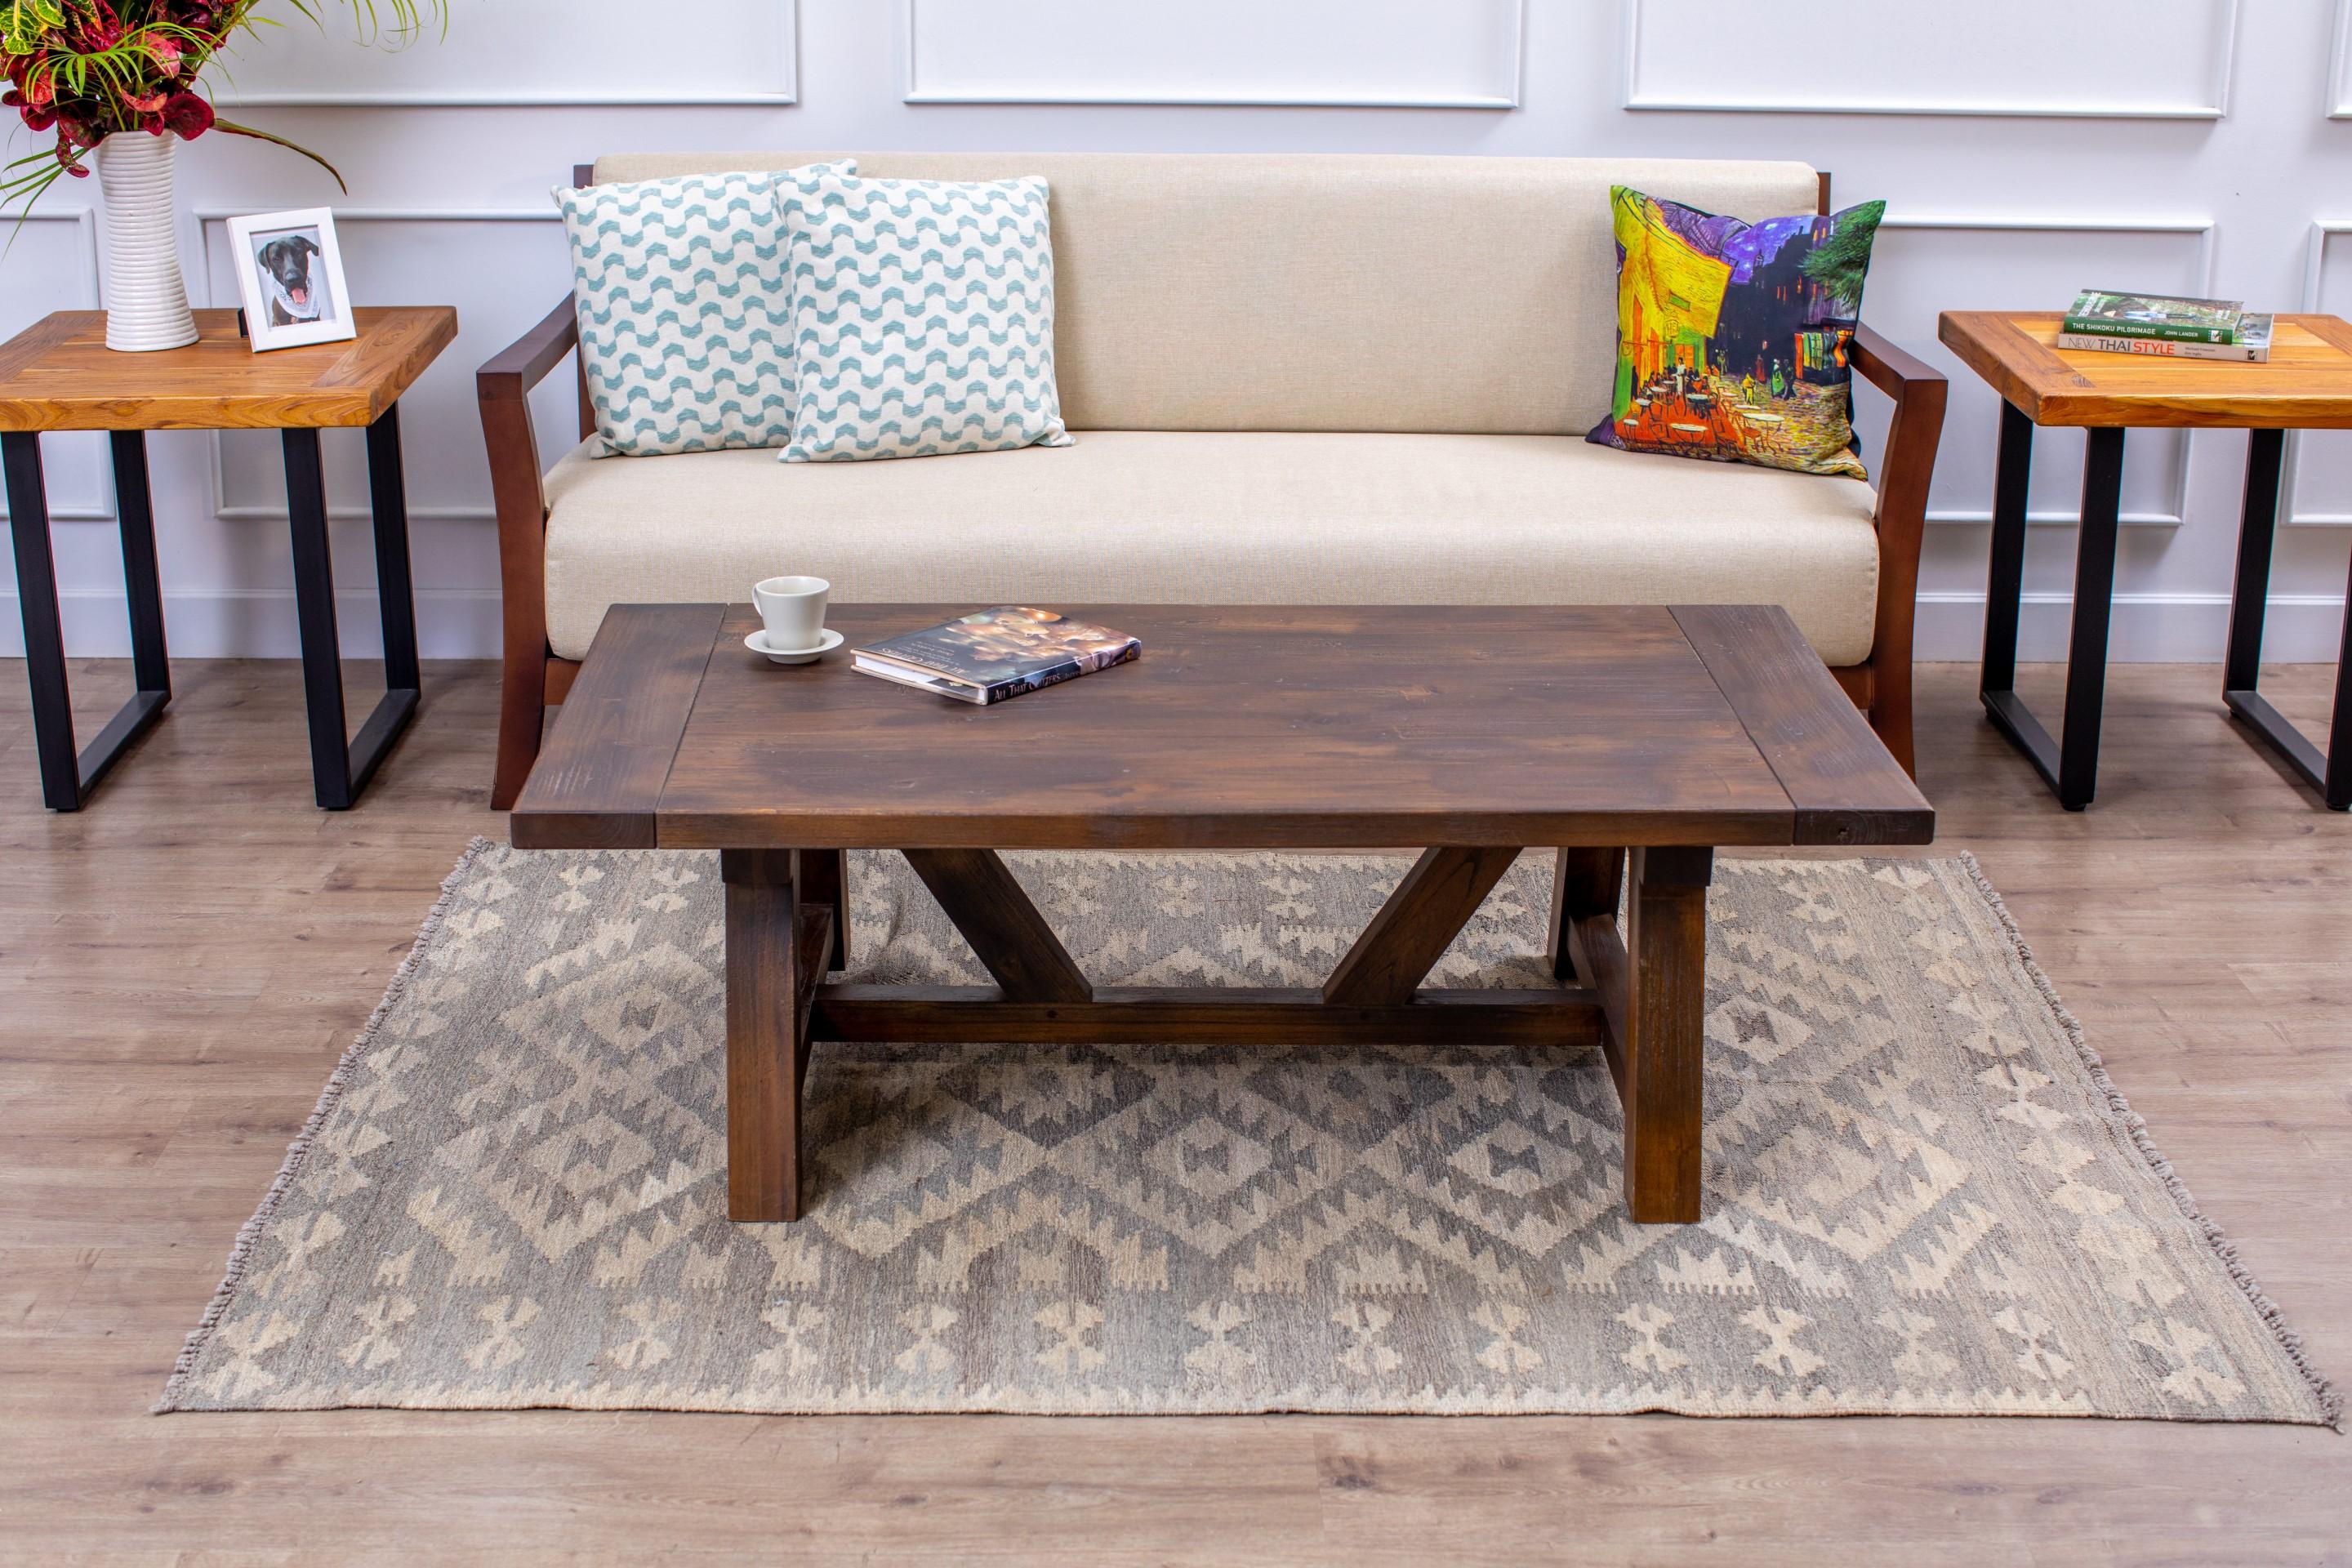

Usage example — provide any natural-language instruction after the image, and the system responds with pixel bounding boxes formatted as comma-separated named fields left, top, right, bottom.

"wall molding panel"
left=2287, top=220, right=2352, bottom=524
left=214, top=0, right=797, bottom=105
left=1625, top=0, right=2239, bottom=118
left=902, top=0, right=1524, bottom=106
left=2331, top=0, right=2352, bottom=115
left=4, top=208, right=101, bottom=305
left=1870, top=213, right=2215, bottom=528
left=0, top=587, right=501, bottom=662
left=194, top=207, right=567, bottom=524
left=0, top=209, right=111, bottom=523
left=1914, top=590, right=2352, bottom=664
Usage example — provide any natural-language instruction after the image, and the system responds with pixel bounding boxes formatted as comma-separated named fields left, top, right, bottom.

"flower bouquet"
left=3, top=1, right=439, bottom=348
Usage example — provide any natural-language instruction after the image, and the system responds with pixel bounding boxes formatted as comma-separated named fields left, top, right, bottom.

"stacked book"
left=2058, top=289, right=2273, bottom=363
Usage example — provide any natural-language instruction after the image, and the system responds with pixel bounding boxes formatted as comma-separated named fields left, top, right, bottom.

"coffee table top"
left=510, top=603, right=1932, bottom=852
left=1937, top=312, right=2352, bottom=429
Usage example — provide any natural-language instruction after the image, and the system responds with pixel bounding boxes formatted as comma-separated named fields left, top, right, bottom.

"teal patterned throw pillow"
left=556, top=161, right=852, bottom=457
left=780, top=172, right=1073, bottom=463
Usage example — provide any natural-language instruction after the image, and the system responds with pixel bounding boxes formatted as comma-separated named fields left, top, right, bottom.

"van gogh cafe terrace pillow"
left=1588, top=186, right=1886, bottom=479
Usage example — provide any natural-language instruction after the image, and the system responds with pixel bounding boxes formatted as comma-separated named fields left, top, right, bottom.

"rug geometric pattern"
left=161, top=847, right=2333, bottom=1423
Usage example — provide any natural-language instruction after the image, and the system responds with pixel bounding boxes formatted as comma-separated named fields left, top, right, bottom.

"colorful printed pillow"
left=1587, top=186, right=1886, bottom=479
left=556, top=160, right=852, bottom=457
left=779, top=172, right=1073, bottom=463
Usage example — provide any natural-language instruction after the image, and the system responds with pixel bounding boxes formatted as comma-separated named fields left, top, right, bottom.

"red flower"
left=68, top=2, right=126, bottom=53
left=158, top=91, right=212, bottom=139
left=158, top=1, right=225, bottom=33
left=55, top=130, right=94, bottom=172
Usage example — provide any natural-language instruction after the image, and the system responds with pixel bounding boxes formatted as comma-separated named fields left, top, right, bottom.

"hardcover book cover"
left=853, top=607, right=1139, bottom=705
left=2057, top=313, right=2273, bottom=363
left=2063, top=289, right=2244, bottom=344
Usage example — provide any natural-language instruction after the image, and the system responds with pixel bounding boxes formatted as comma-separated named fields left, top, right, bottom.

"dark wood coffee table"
left=510, top=603, right=1932, bottom=1224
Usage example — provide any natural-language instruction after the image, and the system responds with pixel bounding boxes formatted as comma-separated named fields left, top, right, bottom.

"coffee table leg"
left=796, top=849, right=851, bottom=971
left=723, top=849, right=805, bottom=1220
left=1546, top=848, right=1624, bottom=981
left=1622, top=846, right=1712, bottom=1223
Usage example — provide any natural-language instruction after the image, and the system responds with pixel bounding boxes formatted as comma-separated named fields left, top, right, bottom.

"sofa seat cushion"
left=540, top=430, right=1880, bottom=664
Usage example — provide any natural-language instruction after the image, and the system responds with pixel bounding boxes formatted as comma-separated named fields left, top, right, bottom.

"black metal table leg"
left=2329, top=563, right=2352, bottom=811
left=1980, top=423, right=2125, bottom=810
left=367, top=405, right=421, bottom=696
left=2223, top=428, right=2284, bottom=696
left=282, top=408, right=419, bottom=810
left=5, top=429, right=170, bottom=810
left=2222, top=427, right=2350, bottom=809
left=356, top=404, right=422, bottom=784
left=113, top=432, right=171, bottom=697
left=2056, top=430, right=2127, bottom=808
left=1980, top=399, right=2034, bottom=697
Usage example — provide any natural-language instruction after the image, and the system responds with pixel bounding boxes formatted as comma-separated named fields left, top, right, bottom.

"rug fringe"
left=154, top=836, right=499, bottom=1414
left=1954, top=850, right=2342, bottom=1432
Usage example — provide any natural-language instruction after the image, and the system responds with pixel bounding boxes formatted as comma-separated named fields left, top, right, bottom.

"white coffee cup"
left=753, top=575, right=830, bottom=652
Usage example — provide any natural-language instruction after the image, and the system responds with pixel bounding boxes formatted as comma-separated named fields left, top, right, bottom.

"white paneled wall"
left=216, top=0, right=800, bottom=104
left=4, top=0, right=2350, bottom=661
left=905, top=0, right=1524, bottom=106
left=2332, top=0, right=2352, bottom=116
left=0, top=213, right=107, bottom=522
left=1627, top=0, right=2241, bottom=118
left=2293, top=225, right=2352, bottom=524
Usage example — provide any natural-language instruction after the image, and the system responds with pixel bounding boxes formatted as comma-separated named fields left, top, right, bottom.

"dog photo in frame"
left=227, top=207, right=356, bottom=352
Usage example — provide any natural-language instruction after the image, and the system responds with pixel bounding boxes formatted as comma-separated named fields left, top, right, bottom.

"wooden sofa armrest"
left=1851, top=322, right=1947, bottom=556
left=1847, top=322, right=1948, bottom=777
left=479, top=295, right=580, bottom=808
left=479, top=295, right=581, bottom=397
left=477, top=295, right=581, bottom=537
left=1851, top=322, right=1944, bottom=403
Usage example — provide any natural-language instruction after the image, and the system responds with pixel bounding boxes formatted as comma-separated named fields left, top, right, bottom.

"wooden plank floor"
left=2, top=657, right=2346, bottom=1564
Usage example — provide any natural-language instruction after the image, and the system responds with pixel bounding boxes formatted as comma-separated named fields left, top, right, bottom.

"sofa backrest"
left=592, top=151, right=1821, bottom=436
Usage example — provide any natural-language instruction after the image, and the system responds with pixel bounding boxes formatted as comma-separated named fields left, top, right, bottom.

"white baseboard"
left=0, top=589, right=502, bottom=660
left=1, top=589, right=2341, bottom=666
left=1913, top=592, right=2348, bottom=663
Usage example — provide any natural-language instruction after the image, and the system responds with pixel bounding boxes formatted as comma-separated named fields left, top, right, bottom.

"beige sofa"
left=480, top=152, right=1945, bottom=808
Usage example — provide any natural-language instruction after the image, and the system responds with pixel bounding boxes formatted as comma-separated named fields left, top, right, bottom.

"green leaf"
left=212, top=118, right=350, bottom=193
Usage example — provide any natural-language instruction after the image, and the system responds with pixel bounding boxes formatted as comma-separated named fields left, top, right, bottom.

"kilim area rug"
left=161, top=844, right=2336, bottom=1423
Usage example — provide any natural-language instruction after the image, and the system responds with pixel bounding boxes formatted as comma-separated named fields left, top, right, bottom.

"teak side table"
left=1939, top=311, right=2352, bottom=811
left=0, top=307, right=457, bottom=810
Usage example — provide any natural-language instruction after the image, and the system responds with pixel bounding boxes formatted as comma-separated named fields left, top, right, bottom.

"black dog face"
left=256, top=234, right=323, bottom=322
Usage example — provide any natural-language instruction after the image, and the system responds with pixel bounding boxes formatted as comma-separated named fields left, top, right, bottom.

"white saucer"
left=747, top=626, right=843, bottom=665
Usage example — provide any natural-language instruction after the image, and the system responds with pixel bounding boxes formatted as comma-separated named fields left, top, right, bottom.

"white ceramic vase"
left=96, top=131, right=198, bottom=353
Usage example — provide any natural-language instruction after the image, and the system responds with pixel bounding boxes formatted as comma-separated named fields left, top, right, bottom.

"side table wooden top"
left=0, top=307, right=458, bottom=432
left=1937, top=311, right=2352, bottom=429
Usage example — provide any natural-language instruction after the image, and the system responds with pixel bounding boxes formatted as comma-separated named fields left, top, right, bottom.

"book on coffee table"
left=852, top=606, right=1140, bottom=705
